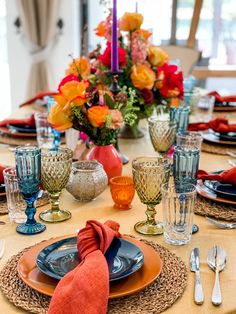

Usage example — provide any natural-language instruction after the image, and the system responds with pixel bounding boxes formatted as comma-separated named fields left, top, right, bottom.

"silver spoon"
left=206, top=217, right=236, bottom=229
left=207, top=246, right=227, bottom=305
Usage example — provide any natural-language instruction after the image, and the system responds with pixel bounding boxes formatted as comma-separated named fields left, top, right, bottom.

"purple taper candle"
left=111, top=0, right=119, bottom=72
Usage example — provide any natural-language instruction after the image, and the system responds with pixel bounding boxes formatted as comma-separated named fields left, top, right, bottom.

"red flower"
left=58, top=74, right=79, bottom=92
left=156, top=64, right=183, bottom=99
left=141, top=88, right=154, bottom=104
left=99, top=42, right=127, bottom=68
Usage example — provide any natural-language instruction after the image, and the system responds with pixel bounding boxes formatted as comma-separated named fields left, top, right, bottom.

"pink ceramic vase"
left=85, top=145, right=122, bottom=181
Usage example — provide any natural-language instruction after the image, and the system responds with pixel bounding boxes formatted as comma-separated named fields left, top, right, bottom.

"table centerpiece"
left=89, top=10, right=184, bottom=137
left=48, top=72, right=137, bottom=180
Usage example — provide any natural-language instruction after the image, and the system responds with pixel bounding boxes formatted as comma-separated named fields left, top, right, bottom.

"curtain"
left=17, top=0, right=60, bottom=97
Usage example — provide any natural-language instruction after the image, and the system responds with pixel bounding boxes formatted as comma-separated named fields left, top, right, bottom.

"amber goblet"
left=110, top=176, right=135, bottom=210
left=132, top=156, right=170, bottom=235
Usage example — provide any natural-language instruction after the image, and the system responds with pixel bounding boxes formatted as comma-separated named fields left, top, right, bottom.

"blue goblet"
left=15, top=146, right=46, bottom=235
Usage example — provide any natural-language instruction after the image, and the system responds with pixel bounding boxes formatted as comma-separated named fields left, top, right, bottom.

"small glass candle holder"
left=110, top=176, right=135, bottom=210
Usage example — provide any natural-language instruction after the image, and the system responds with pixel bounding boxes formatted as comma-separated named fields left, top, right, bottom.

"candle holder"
left=108, top=70, right=129, bottom=165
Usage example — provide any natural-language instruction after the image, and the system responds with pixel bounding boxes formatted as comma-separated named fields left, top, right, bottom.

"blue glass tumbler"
left=170, top=104, right=190, bottom=134
left=45, top=96, right=61, bottom=150
left=173, top=146, right=200, bottom=192
left=15, top=146, right=46, bottom=235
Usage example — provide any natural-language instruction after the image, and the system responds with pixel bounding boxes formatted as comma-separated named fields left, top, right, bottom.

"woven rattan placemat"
left=0, top=193, right=49, bottom=215
left=0, top=134, right=37, bottom=146
left=202, top=141, right=236, bottom=155
left=0, top=238, right=187, bottom=314
left=195, top=196, right=236, bottom=221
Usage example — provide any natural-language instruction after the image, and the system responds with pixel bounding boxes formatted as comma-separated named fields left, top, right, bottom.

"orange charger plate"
left=17, top=235, right=163, bottom=299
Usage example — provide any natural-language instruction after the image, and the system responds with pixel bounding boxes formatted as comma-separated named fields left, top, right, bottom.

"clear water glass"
left=176, top=131, right=203, bottom=150
left=34, top=112, right=55, bottom=149
left=195, top=95, right=215, bottom=122
left=3, top=167, right=27, bottom=223
left=161, top=183, right=196, bottom=245
left=39, top=148, right=73, bottom=223
left=148, top=117, right=177, bottom=157
left=132, top=156, right=170, bottom=235
left=173, top=146, right=200, bottom=189
left=15, top=146, right=46, bottom=234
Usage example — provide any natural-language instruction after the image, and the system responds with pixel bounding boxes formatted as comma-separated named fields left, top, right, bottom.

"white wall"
left=6, top=0, right=80, bottom=111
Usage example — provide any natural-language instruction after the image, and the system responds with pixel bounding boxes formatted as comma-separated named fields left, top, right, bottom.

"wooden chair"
left=160, top=0, right=203, bottom=77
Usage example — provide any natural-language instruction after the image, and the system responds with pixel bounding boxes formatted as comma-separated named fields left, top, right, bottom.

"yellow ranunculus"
left=48, top=102, right=73, bottom=131
left=119, top=12, right=143, bottom=31
left=66, top=57, right=90, bottom=79
left=148, top=46, right=169, bottom=67
left=131, top=64, right=155, bottom=90
left=87, top=106, right=109, bottom=127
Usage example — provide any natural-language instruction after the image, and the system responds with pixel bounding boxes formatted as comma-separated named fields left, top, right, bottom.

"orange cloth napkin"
left=208, top=91, right=236, bottom=103
left=0, top=164, right=6, bottom=184
left=198, top=167, right=236, bottom=186
left=188, top=117, right=236, bottom=133
left=20, top=91, right=57, bottom=107
left=0, top=113, right=35, bottom=128
left=48, top=220, right=120, bottom=314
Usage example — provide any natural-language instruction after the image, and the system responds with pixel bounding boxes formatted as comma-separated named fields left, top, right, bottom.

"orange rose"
left=48, top=102, right=73, bottom=131
left=60, top=80, right=89, bottom=108
left=148, top=46, right=169, bottom=67
left=87, top=106, right=109, bottom=127
left=66, top=57, right=90, bottom=79
left=137, top=29, right=152, bottom=42
left=120, top=12, right=143, bottom=31
left=131, top=64, right=155, bottom=90
left=94, top=21, right=106, bottom=37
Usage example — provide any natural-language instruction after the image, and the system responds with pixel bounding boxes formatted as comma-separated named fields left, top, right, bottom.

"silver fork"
left=226, top=151, right=236, bottom=158
left=228, top=159, right=236, bottom=167
left=206, top=217, right=236, bottom=229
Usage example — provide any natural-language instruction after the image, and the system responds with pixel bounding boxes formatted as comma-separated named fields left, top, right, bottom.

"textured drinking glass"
left=15, top=146, right=46, bottom=234
left=39, top=148, right=73, bottom=222
left=173, top=146, right=200, bottom=190
left=3, top=167, right=27, bottom=223
left=178, top=105, right=190, bottom=134
left=176, top=131, right=203, bottom=150
left=148, top=117, right=177, bottom=157
left=110, top=176, right=135, bottom=210
left=34, top=112, right=55, bottom=149
left=132, top=156, right=170, bottom=235
left=161, top=183, right=196, bottom=245
left=195, top=95, right=215, bottom=122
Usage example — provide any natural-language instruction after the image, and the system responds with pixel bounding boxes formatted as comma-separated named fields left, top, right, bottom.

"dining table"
left=0, top=116, right=236, bottom=314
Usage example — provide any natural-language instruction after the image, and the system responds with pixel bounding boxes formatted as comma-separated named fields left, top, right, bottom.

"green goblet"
left=148, top=117, right=177, bottom=157
left=39, top=148, right=73, bottom=223
left=132, top=156, right=171, bottom=235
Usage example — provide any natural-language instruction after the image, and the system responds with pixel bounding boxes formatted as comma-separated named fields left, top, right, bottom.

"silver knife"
left=190, top=248, right=204, bottom=304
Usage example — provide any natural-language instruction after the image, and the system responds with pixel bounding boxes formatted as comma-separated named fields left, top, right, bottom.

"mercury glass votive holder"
left=66, top=160, right=108, bottom=201
left=148, top=117, right=177, bottom=157
left=39, top=148, right=73, bottom=223
left=110, top=176, right=135, bottom=210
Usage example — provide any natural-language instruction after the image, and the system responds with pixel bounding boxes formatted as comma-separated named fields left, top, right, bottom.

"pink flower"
left=108, top=110, right=123, bottom=129
left=131, top=30, right=148, bottom=64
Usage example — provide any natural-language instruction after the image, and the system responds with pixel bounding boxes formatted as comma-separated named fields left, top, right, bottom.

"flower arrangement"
left=90, top=11, right=184, bottom=120
left=48, top=73, right=137, bottom=146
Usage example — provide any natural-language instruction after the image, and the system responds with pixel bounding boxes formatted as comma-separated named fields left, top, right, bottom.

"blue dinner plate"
left=219, top=132, right=236, bottom=141
left=36, top=237, right=144, bottom=281
left=7, top=124, right=36, bottom=134
left=204, top=171, right=236, bottom=200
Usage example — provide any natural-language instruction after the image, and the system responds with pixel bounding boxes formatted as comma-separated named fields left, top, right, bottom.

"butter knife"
left=190, top=248, right=204, bottom=304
